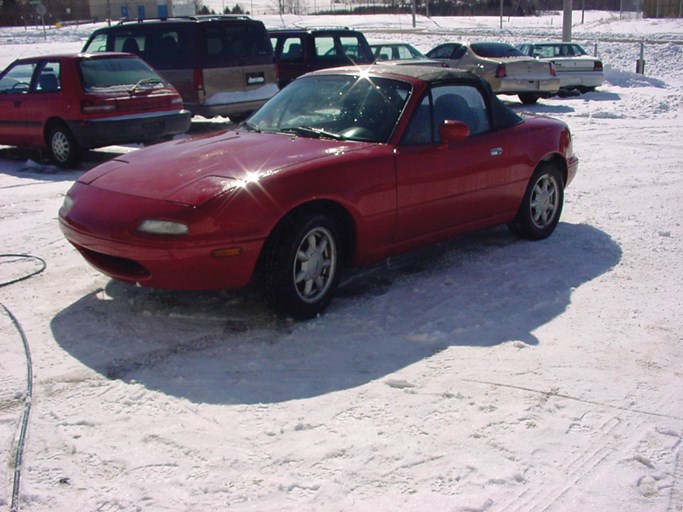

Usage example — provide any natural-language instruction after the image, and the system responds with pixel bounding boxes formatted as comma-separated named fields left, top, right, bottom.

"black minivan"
left=83, top=16, right=278, bottom=120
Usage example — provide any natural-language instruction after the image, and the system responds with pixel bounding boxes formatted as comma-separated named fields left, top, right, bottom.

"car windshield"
left=247, top=74, right=411, bottom=143
left=470, top=43, right=524, bottom=58
left=79, top=56, right=166, bottom=92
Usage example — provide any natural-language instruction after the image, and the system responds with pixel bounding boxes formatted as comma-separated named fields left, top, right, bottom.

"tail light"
left=594, top=60, right=603, bottom=71
left=549, top=62, right=557, bottom=76
left=192, top=68, right=204, bottom=92
left=495, top=63, right=506, bottom=78
left=81, top=99, right=116, bottom=113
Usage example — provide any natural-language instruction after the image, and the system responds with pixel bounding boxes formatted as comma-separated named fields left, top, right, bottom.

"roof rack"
left=116, top=15, right=252, bottom=25
left=269, top=26, right=352, bottom=31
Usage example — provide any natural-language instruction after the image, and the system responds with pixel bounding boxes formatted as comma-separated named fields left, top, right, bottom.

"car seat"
left=284, top=43, right=303, bottom=61
left=122, top=37, right=140, bottom=54
left=38, top=73, right=59, bottom=92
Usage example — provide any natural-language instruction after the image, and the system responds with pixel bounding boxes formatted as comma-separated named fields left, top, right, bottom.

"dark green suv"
left=269, top=27, right=375, bottom=89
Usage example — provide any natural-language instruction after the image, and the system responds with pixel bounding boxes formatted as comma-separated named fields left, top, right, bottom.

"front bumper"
left=566, top=154, right=579, bottom=187
left=58, top=183, right=265, bottom=290
left=60, top=215, right=264, bottom=290
left=67, top=109, right=191, bottom=149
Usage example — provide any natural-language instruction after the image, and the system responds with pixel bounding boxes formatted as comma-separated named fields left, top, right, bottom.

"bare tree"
left=273, top=0, right=303, bottom=14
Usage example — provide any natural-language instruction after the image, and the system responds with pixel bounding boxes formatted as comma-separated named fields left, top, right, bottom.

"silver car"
left=427, top=42, right=560, bottom=104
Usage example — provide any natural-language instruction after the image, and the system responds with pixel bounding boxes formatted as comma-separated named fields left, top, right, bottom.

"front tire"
left=509, top=162, right=564, bottom=240
left=264, top=213, right=341, bottom=319
left=47, top=124, right=82, bottom=168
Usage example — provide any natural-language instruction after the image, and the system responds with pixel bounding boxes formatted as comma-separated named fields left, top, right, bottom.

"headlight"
left=61, top=193, right=74, bottom=213
left=138, top=219, right=189, bottom=235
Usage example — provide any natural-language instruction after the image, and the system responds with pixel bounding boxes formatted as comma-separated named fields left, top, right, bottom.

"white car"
left=517, top=42, right=605, bottom=92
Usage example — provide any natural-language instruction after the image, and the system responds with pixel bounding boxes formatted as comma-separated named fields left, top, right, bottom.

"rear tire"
left=47, top=123, right=82, bottom=168
left=518, top=93, right=540, bottom=105
left=509, top=162, right=564, bottom=240
left=264, top=213, right=341, bottom=320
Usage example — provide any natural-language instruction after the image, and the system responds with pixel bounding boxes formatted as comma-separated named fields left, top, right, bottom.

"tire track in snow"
left=507, top=415, right=643, bottom=512
left=465, top=379, right=683, bottom=512
left=669, top=440, right=683, bottom=512
left=470, top=378, right=680, bottom=512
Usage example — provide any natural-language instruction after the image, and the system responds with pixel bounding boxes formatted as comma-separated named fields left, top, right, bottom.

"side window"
left=534, top=46, right=553, bottom=58
left=571, top=44, right=586, bottom=55
left=280, top=37, right=305, bottom=63
left=0, top=62, right=36, bottom=93
left=432, top=85, right=490, bottom=139
left=428, top=45, right=454, bottom=59
left=115, top=33, right=144, bottom=55
left=453, top=45, right=467, bottom=59
left=84, top=33, right=109, bottom=52
left=314, top=36, right=336, bottom=60
left=376, top=47, right=392, bottom=60
left=338, top=36, right=362, bottom=58
left=145, top=30, right=182, bottom=66
left=401, top=94, right=433, bottom=145
left=35, top=61, right=61, bottom=93
left=396, top=46, right=412, bottom=60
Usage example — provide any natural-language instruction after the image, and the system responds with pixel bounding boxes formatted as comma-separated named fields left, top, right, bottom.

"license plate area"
left=246, top=72, right=265, bottom=87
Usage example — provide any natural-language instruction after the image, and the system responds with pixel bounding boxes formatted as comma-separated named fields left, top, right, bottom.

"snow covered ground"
left=1, top=11, right=682, bottom=512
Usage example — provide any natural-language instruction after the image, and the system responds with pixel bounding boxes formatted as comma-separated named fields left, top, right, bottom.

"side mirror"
left=439, top=120, right=470, bottom=143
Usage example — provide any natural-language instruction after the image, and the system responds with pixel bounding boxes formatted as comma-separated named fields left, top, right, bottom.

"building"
left=88, top=0, right=177, bottom=21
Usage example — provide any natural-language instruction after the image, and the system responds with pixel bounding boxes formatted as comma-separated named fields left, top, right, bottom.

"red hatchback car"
left=59, top=65, right=578, bottom=319
left=0, top=53, right=191, bottom=167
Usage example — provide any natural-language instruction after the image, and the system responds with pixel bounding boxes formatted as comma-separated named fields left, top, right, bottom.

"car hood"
left=78, top=130, right=373, bottom=205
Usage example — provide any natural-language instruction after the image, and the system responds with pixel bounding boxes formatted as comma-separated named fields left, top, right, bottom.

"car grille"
left=76, top=245, right=150, bottom=279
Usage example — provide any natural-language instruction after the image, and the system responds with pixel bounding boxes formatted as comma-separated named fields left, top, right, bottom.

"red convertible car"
left=59, top=65, right=578, bottom=319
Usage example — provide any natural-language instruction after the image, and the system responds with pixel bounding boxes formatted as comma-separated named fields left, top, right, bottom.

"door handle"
left=490, top=147, right=503, bottom=156
left=14, top=100, right=22, bottom=108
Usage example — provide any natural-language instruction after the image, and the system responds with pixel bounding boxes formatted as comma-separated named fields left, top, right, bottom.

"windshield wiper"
left=280, top=126, right=344, bottom=140
left=241, top=121, right=261, bottom=132
left=128, top=78, right=163, bottom=93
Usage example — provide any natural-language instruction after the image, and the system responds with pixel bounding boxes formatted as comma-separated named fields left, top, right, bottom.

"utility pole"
left=562, top=0, right=573, bottom=42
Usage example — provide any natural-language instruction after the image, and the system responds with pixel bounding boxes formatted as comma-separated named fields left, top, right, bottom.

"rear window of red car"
left=79, top=56, right=165, bottom=91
